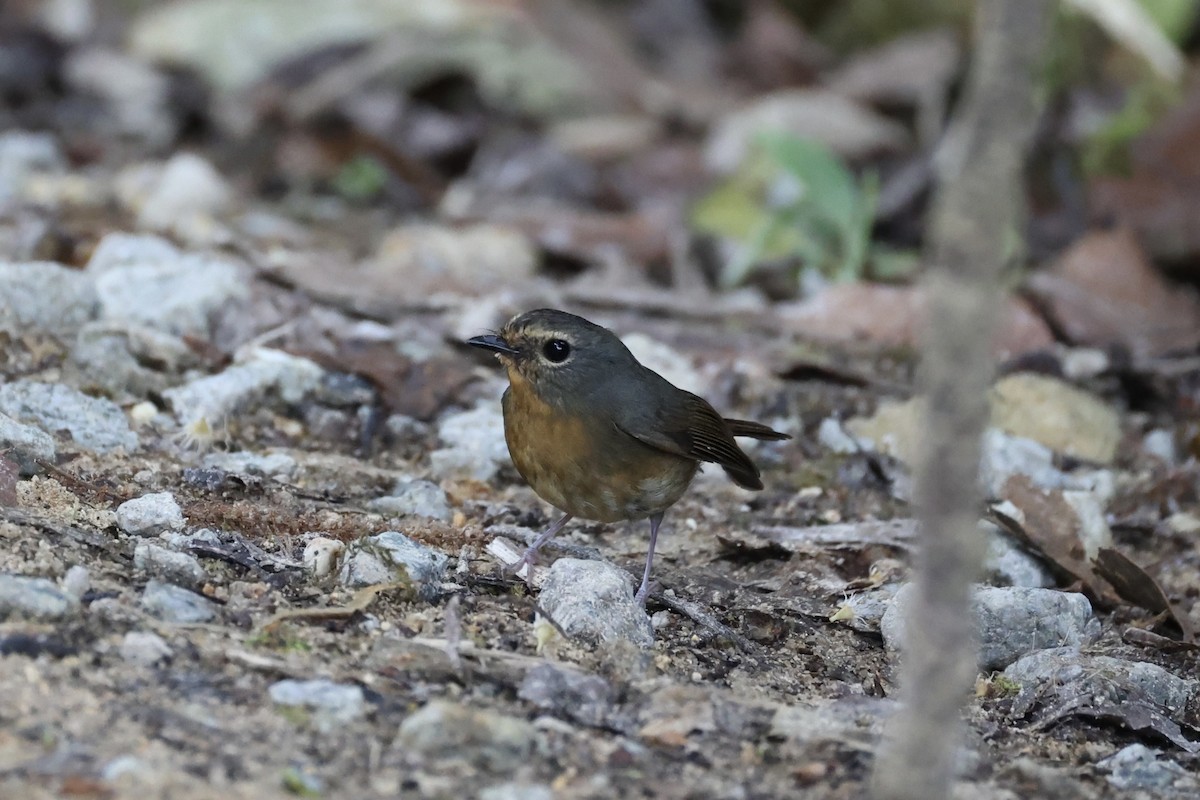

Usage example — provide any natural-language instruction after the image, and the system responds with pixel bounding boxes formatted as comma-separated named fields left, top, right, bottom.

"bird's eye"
left=542, top=339, right=571, bottom=363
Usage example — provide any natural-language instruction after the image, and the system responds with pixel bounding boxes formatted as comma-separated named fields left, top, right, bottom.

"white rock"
left=0, top=575, right=80, bottom=620
left=429, top=402, right=510, bottom=481
left=140, top=580, right=216, bottom=623
left=538, top=559, right=653, bottom=648
left=134, top=153, right=234, bottom=232
left=64, top=48, right=172, bottom=147
left=116, top=492, right=186, bottom=536
left=0, top=131, right=64, bottom=202
left=818, top=416, right=862, bottom=454
left=86, top=232, right=249, bottom=337
left=120, top=631, right=173, bottom=666
left=163, top=348, right=324, bottom=431
left=60, top=565, right=91, bottom=599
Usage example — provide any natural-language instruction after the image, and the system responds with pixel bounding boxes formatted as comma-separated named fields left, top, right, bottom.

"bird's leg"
left=513, top=512, right=573, bottom=581
left=635, top=513, right=664, bottom=606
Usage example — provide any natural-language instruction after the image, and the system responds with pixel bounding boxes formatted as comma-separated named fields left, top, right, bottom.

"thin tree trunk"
left=869, top=1, right=1052, bottom=798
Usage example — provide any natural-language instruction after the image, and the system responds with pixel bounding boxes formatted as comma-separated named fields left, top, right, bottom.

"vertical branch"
left=870, top=1, right=1052, bottom=799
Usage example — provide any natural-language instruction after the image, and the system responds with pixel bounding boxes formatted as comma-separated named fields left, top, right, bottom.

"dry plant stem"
left=869, top=1, right=1051, bottom=799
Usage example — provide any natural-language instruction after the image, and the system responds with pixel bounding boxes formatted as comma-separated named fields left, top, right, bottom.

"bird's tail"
left=724, top=418, right=790, bottom=441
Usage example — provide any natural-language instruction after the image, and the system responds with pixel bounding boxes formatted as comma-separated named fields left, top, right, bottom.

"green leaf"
left=332, top=155, right=389, bottom=202
left=760, top=132, right=861, bottom=232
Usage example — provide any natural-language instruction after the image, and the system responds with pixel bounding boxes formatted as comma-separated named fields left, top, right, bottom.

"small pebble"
left=134, top=542, right=208, bottom=589
left=116, top=492, right=185, bottom=536
left=60, top=565, right=91, bottom=599
left=139, top=580, right=217, bottom=623
left=119, top=631, right=173, bottom=666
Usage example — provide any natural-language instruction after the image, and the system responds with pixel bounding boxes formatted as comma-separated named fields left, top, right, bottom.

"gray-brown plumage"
left=468, top=308, right=789, bottom=604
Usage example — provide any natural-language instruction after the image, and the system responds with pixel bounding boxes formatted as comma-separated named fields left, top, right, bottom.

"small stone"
left=0, top=261, right=99, bottom=336
left=119, top=630, right=172, bottom=666
left=538, top=559, right=653, bottom=648
left=134, top=153, right=233, bottom=232
left=0, top=411, right=57, bottom=476
left=0, top=380, right=137, bottom=453
left=0, top=574, right=80, bottom=620
left=1098, top=744, right=1195, bottom=792
left=140, top=580, right=217, bottom=623
left=397, top=700, right=538, bottom=771
left=882, top=585, right=1099, bottom=671
left=116, top=492, right=185, bottom=536
left=303, top=536, right=345, bottom=579
left=0, top=131, right=63, bottom=202
left=69, top=322, right=195, bottom=401
left=367, top=479, right=452, bottom=522
left=518, top=662, right=614, bottom=727
left=981, top=521, right=1054, bottom=589
left=339, top=531, right=448, bottom=599
left=817, top=416, right=862, bottom=454
left=269, top=678, right=366, bottom=730
left=1060, top=489, right=1112, bottom=560
left=429, top=403, right=510, bottom=481
left=1142, top=429, right=1177, bottom=465
left=133, top=542, right=208, bottom=589
left=60, top=565, right=91, bottom=599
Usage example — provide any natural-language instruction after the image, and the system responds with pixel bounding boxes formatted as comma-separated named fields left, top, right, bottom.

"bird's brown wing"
left=615, top=393, right=767, bottom=490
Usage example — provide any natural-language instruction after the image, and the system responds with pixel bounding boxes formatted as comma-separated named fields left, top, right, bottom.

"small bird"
left=467, top=309, right=789, bottom=605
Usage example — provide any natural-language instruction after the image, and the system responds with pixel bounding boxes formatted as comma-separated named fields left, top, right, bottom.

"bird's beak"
left=467, top=333, right=519, bottom=356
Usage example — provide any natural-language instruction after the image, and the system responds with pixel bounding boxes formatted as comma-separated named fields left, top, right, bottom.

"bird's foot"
left=634, top=578, right=660, bottom=607
left=510, top=546, right=543, bottom=586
